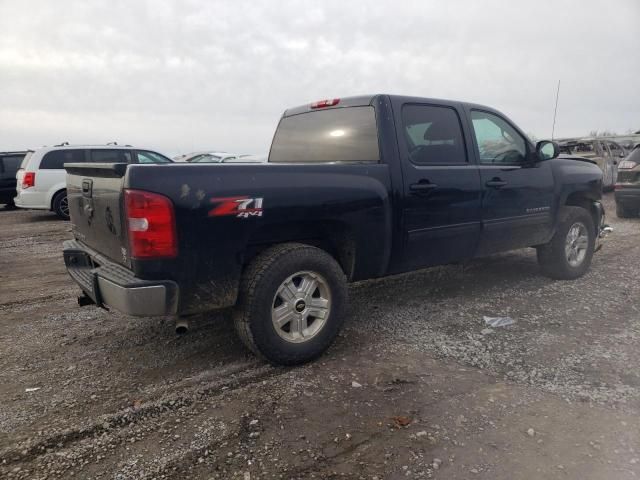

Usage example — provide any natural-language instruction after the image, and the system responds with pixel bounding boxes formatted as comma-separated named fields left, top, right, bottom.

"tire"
left=52, top=190, right=70, bottom=220
left=616, top=202, right=635, bottom=218
left=233, top=242, right=347, bottom=366
left=536, top=206, right=595, bottom=280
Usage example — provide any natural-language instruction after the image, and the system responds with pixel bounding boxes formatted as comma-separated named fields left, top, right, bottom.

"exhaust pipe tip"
left=175, top=319, right=189, bottom=335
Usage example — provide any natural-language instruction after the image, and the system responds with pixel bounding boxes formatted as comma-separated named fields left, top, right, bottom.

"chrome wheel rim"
left=271, top=271, right=331, bottom=344
left=565, top=222, right=588, bottom=267
left=60, top=196, right=69, bottom=217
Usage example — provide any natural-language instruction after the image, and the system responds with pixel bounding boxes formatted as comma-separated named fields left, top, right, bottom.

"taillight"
left=124, top=189, right=177, bottom=259
left=22, top=171, right=35, bottom=189
left=310, top=98, right=340, bottom=109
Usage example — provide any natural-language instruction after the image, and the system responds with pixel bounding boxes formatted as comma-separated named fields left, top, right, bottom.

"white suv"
left=15, top=145, right=172, bottom=219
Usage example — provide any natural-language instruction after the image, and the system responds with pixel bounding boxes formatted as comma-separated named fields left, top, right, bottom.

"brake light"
left=22, top=171, right=35, bottom=189
left=124, top=189, right=177, bottom=259
left=310, top=98, right=340, bottom=109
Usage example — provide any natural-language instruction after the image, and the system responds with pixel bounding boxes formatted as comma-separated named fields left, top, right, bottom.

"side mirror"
left=536, top=140, right=559, bottom=161
left=619, top=152, right=626, bottom=158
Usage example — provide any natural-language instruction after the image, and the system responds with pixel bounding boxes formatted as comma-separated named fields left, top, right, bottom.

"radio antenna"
left=551, top=80, right=560, bottom=140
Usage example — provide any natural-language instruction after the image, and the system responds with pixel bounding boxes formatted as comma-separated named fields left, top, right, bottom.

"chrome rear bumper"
left=63, top=240, right=178, bottom=316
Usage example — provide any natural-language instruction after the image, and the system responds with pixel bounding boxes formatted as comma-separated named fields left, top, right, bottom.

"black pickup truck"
left=63, top=94, right=609, bottom=365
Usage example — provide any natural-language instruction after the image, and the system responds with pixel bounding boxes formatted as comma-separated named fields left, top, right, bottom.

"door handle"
left=410, top=182, right=438, bottom=193
left=485, top=179, right=507, bottom=188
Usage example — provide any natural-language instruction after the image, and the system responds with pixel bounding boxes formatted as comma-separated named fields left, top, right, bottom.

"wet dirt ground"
left=1, top=193, right=639, bottom=479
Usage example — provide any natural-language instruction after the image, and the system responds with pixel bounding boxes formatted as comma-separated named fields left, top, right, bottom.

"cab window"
left=401, top=105, right=467, bottom=164
left=270, top=106, right=380, bottom=163
left=470, top=110, right=527, bottom=165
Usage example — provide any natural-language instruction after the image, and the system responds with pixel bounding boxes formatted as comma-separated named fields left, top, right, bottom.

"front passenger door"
left=469, top=110, right=555, bottom=256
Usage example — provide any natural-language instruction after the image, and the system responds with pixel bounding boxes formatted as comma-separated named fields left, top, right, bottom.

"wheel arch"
left=564, top=192, right=601, bottom=235
left=48, top=186, right=67, bottom=210
left=242, top=220, right=357, bottom=281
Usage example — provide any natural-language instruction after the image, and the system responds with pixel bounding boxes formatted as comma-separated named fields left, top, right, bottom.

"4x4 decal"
left=208, top=196, right=264, bottom=218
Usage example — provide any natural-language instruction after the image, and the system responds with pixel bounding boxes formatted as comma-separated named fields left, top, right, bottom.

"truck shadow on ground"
left=85, top=248, right=546, bottom=385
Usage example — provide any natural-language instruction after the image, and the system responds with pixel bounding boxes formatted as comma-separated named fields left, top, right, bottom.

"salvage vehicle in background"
left=189, top=152, right=259, bottom=163
left=558, top=138, right=624, bottom=191
left=15, top=145, right=172, bottom=220
left=615, top=145, right=640, bottom=218
left=62, top=94, right=609, bottom=366
left=0, top=151, right=27, bottom=208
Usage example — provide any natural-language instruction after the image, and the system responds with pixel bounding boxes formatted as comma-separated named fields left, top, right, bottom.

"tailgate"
left=65, top=163, right=130, bottom=267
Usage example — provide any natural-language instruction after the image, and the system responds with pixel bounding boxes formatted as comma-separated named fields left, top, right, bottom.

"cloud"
left=0, top=0, right=638, bottom=155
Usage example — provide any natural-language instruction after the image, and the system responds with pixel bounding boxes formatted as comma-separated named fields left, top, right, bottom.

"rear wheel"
left=537, top=206, right=595, bottom=280
left=233, top=243, right=347, bottom=365
left=52, top=190, right=69, bottom=220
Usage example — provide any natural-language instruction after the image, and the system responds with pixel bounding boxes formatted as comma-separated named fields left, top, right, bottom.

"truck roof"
left=282, top=94, right=500, bottom=118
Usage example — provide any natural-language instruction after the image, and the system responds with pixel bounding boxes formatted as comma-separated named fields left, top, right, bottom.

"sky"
left=0, top=0, right=638, bottom=156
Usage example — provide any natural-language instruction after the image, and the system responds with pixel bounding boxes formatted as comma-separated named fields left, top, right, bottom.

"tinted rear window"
left=402, top=105, right=467, bottom=164
left=0, top=155, right=25, bottom=175
left=269, top=106, right=380, bottom=163
left=40, top=150, right=86, bottom=169
left=90, top=149, right=132, bottom=163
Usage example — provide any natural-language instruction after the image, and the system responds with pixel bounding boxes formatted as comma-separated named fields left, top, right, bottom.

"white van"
left=15, top=145, right=172, bottom=219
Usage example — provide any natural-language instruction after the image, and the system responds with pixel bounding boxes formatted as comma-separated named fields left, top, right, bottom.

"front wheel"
left=233, top=243, right=347, bottom=365
left=52, top=190, right=70, bottom=220
left=536, top=206, right=595, bottom=280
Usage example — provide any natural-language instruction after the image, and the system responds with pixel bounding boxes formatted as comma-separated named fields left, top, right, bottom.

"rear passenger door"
left=395, top=101, right=482, bottom=270
left=468, top=110, right=555, bottom=255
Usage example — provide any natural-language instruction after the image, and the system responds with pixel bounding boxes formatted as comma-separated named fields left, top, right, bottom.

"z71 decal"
left=208, top=196, right=264, bottom=218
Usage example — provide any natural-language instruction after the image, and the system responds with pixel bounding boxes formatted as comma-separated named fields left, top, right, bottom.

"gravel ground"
left=0, top=193, right=639, bottom=479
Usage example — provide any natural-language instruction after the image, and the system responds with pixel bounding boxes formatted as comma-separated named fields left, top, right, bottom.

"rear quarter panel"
left=125, top=162, right=393, bottom=314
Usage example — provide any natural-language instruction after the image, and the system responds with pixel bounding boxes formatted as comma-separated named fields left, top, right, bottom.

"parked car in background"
left=173, top=151, right=214, bottom=162
left=558, top=138, right=625, bottom=190
left=190, top=153, right=266, bottom=163
left=184, top=152, right=251, bottom=163
left=173, top=151, right=227, bottom=162
left=0, top=151, right=27, bottom=208
left=15, top=145, right=172, bottom=220
left=597, top=134, right=640, bottom=152
left=615, top=145, right=640, bottom=218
